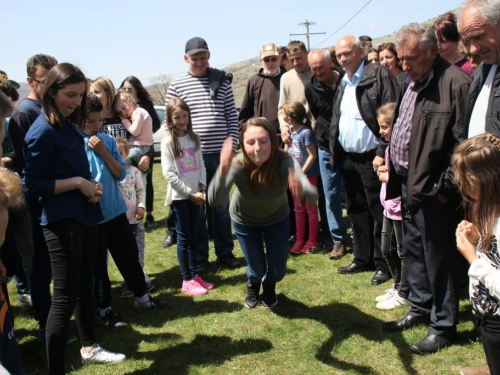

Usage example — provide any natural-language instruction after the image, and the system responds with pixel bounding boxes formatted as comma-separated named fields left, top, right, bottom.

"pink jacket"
left=121, top=107, right=153, bottom=146
left=380, top=147, right=402, bottom=220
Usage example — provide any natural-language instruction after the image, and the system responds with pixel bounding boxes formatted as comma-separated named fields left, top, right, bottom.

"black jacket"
left=238, top=67, right=286, bottom=133
left=329, top=60, right=399, bottom=168
left=305, top=65, right=344, bottom=155
left=386, top=55, right=472, bottom=215
left=465, top=63, right=500, bottom=137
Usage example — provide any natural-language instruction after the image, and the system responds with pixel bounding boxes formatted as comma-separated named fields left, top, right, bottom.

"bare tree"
left=148, top=74, right=173, bottom=105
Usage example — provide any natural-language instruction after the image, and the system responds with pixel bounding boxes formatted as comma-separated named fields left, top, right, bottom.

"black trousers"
left=342, top=151, right=387, bottom=272
left=94, top=213, right=147, bottom=309
left=477, top=315, right=500, bottom=375
left=43, top=219, right=97, bottom=375
left=146, top=156, right=154, bottom=213
left=401, top=180, right=459, bottom=335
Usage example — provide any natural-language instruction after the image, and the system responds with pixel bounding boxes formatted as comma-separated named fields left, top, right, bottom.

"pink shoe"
left=182, top=279, right=208, bottom=296
left=301, top=241, right=320, bottom=254
left=194, top=275, right=214, bottom=290
left=290, top=241, right=305, bottom=254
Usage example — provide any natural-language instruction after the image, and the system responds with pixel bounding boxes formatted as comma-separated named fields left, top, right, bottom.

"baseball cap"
left=260, top=43, right=279, bottom=59
left=0, top=70, right=20, bottom=89
left=185, top=37, right=209, bottom=55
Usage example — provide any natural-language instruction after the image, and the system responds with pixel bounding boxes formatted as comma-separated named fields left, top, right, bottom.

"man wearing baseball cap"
left=165, top=37, right=241, bottom=273
left=238, top=43, right=286, bottom=134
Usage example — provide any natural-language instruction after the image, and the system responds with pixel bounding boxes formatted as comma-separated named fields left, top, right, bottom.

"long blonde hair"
left=452, top=133, right=500, bottom=252
left=166, top=98, right=200, bottom=158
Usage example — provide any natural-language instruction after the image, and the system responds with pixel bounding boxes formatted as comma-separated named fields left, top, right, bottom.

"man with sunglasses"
left=238, top=43, right=285, bottom=134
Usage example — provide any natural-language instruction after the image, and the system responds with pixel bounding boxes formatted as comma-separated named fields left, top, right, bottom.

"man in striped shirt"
left=165, top=37, right=240, bottom=272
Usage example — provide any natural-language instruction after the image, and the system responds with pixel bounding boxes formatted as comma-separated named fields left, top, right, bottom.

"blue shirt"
left=82, top=132, right=127, bottom=224
left=288, top=125, right=320, bottom=177
left=338, top=61, right=379, bottom=153
left=23, top=114, right=103, bottom=226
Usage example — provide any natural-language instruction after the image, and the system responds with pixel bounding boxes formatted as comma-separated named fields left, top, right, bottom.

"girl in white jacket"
left=453, top=133, right=500, bottom=375
left=161, top=98, right=213, bottom=296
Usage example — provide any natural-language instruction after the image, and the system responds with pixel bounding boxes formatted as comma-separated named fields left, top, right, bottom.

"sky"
left=4, top=0, right=463, bottom=87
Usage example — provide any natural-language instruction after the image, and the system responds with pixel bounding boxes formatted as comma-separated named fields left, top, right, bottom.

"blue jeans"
left=232, top=217, right=289, bottom=285
left=318, top=148, right=346, bottom=243
left=171, top=199, right=201, bottom=281
left=197, top=152, right=234, bottom=261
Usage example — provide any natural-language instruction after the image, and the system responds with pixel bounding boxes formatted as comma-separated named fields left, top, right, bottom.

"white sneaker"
left=18, top=294, right=31, bottom=306
left=376, top=294, right=407, bottom=310
left=80, top=344, right=126, bottom=365
left=375, top=288, right=395, bottom=302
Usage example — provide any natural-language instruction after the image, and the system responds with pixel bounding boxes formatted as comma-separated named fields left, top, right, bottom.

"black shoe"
left=371, top=270, right=391, bottom=285
left=383, top=313, right=427, bottom=332
left=261, top=281, right=278, bottom=308
left=245, top=282, right=261, bottom=308
left=338, top=262, right=368, bottom=274
left=410, top=333, right=454, bottom=354
left=162, top=235, right=176, bottom=248
left=146, top=214, right=157, bottom=227
left=99, top=308, right=127, bottom=327
left=216, top=253, right=241, bottom=269
left=196, top=259, right=210, bottom=273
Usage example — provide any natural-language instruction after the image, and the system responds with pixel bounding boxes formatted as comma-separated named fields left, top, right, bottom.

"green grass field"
left=10, top=160, right=486, bottom=374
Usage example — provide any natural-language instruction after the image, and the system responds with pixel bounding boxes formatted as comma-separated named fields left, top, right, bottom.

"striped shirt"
left=390, top=75, right=429, bottom=176
left=166, top=73, right=239, bottom=154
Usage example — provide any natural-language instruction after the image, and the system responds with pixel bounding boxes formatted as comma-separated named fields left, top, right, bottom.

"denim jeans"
left=197, top=152, right=234, bottom=261
left=318, top=148, right=346, bottom=243
left=43, top=219, right=97, bottom=374
left=232, top=217, right=289, bottom=285
left=171, top=199, right=201, bottom=280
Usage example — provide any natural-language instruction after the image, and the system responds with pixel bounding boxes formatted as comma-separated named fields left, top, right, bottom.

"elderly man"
left=305, top=49, right=347, bottom=259
left=331, top=36, right=398, bottom=285
left=238, top=43, right=285, bottom=134
left=458, top=0, right=500, bottom=138
left=166, top=37, right=241, bottom=272
left=382, top=23, right=471, bottom=355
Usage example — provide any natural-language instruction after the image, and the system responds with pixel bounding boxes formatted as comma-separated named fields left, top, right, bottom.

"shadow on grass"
left=270, top=295, right=419, bottom=375
left=130, top=334, right=272, bottom=374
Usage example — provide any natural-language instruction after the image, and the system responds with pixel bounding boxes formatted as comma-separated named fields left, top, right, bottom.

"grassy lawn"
left=10, top=159, right=485, bottom=374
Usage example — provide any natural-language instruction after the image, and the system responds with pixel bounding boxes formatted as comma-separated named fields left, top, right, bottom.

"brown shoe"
left=460, top=365, right=490, bottom=375
left=328, top=241, right=346, bottom=259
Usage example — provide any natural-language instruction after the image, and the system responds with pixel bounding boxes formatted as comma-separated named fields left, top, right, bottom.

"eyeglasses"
left=122, top=85, right=134, bottom=91
left=31, top=78, right=45, bottom=85
left=262, top=56, right=279, bottom=63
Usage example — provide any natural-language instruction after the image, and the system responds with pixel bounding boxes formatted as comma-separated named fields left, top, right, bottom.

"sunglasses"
left=262, top=56, right=279, bottom=63
left=122, top=85, right=134, bottom=91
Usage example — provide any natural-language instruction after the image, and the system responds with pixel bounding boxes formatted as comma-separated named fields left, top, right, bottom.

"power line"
left=313, top=0, right=372, bottom=48
left=290, top=20, right=326, bottom=51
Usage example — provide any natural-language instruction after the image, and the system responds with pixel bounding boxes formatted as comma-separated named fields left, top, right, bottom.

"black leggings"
left=94, top=213, right=147, bottom=308
left=43, top=219, right=97, bottom=375
left=478, top=315, right=500, bottom=375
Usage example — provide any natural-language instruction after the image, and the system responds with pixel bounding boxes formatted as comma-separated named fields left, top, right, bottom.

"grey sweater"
left=209, top=151, right=318, bottom=227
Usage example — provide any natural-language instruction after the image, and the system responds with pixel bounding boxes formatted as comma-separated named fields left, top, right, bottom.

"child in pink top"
left=375, top=103, right=408, bottom=311
left=113, top=91, right=153, bottom=170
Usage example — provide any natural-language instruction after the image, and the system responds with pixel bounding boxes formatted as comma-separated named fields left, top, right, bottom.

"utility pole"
left=290, top=20, right=326, bottom=51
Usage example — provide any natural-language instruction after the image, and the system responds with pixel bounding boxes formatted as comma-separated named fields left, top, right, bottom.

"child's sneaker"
left=99, top=308, right=127, bottom=327
left=194, top=275, right=214, bottom=290
left=375, top=287, right=395, bottom=302
left=121, top=284, right=134, bottom=299
left=134, top=294, right=171, bottom=310
left=81, top=344, right=126, bottom=365
left=376, top=294, right=407, bottom=310
left=182, top=279, right=208, bottom=296
left=18, top=293, right=32, bottom=306
left=289, top=241, right=305, bottom=254
left=301, top=241, right=320, bottom=254
left=145, top=215, right=157, bottom=227
left=145, top=282, right=155, bottom=293
left=261, top=282, right=278, bottom=308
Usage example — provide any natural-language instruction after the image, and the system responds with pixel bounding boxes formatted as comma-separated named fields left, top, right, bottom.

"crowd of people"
left=0, top=0, right=500, bottom=373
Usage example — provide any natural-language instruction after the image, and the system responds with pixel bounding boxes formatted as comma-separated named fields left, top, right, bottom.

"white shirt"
left=338, top=61, right=379, bottom=153
left=469, top=64, right=498, bottom=138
